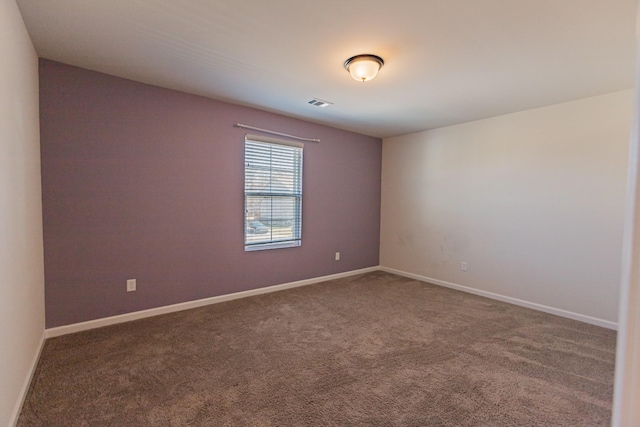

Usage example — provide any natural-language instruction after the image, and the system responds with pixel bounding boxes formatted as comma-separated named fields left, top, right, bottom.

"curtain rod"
left=235, top=123, right=320, bottom=143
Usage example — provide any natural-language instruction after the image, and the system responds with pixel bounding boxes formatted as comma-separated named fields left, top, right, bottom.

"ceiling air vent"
left=308, top=98, right=333, bottom=108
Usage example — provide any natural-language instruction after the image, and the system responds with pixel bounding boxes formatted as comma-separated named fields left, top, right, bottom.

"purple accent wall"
left=40, top=59, right=382, bottom=328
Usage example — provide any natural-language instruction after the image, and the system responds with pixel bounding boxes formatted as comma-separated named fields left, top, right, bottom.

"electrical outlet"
left=126, top=279, right=136, bottom=292
left=335, top=252, right=340, bottom=261
left=461, top=262, right=467, bottom=271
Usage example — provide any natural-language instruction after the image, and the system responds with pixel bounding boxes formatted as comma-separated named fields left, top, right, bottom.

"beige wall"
left=381, top=90, right=633, bottom=324
left=0, top=0, right=45, bottom=425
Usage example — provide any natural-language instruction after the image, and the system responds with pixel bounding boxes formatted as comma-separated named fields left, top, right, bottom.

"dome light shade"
left=344, top=54, right=384, bottom=82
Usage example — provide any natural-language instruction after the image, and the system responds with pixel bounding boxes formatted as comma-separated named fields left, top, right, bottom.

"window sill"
left=245, top=241, right=301, bottom=252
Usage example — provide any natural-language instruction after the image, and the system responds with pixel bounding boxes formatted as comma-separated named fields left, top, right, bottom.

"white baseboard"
left=10, top=331, right=46, bottom=427
left=45, top=266, right=380, bottom=338
left=46, top=265, right=617, bottom=337
left=380, top=266, right=618, bottom=330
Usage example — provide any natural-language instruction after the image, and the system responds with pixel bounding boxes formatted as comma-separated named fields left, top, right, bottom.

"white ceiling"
left=17, top=0, right=637, bottom=138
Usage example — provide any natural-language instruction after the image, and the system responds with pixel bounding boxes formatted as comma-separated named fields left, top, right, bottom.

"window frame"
left=243, top=135, right=303, bottom=251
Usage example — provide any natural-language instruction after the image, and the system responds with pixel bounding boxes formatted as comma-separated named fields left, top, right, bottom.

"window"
left=244, top=135, right=303, bottom=251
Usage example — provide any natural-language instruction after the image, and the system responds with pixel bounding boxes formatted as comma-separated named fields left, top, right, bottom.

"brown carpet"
left=18, top=271, right=616, bottom=426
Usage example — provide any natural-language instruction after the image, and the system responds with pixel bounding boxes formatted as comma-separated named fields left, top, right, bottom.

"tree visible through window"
left=244, top=136, right=302, bottom=250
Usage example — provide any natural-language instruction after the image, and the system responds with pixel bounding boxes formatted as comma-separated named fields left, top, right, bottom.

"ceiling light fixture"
left=344, top=54, right=384, bottom=82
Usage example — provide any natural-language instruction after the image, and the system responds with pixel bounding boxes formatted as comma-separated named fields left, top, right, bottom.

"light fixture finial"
left=344, top=54, right=384, bottom=83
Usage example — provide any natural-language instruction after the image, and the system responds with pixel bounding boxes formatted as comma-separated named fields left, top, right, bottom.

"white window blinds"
left=244, top=135, right=303, bottom=250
